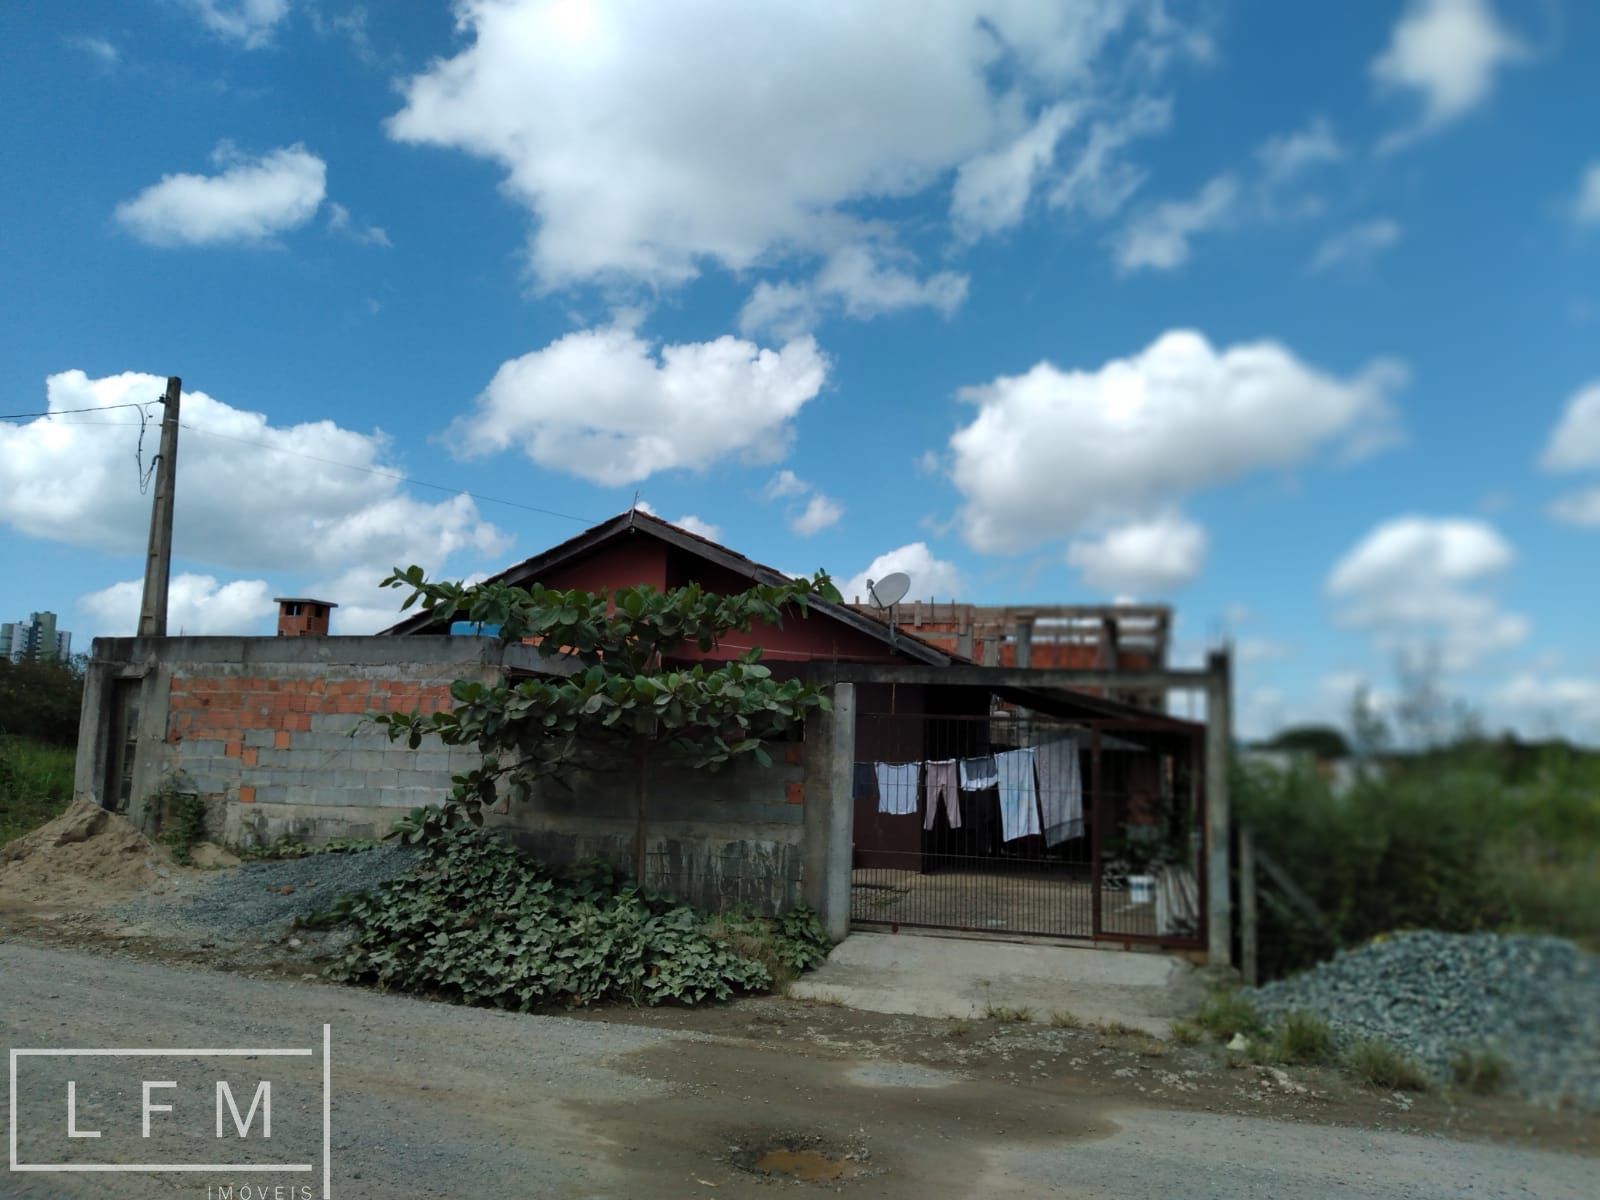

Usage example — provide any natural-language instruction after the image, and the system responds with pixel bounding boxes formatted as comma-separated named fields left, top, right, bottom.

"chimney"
left=275, top=597, right=337, bottom=638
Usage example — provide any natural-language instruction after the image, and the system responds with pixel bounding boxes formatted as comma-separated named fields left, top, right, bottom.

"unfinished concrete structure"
left=846, top=601, right=1172, bottom=710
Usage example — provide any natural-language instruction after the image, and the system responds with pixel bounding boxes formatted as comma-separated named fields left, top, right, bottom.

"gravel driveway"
left=3, top=942, right=1593, bottom=1199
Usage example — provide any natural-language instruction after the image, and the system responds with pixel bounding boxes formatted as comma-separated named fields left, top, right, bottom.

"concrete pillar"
left=1204, top=649, right=1233, bottom=968
left=1014, top=615, right=1035, bottom=669
left=803, top=682, right=855, bottom=942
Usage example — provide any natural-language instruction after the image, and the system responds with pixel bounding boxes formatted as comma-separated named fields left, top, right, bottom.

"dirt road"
left=2, top=941, right=1593, bottom=1199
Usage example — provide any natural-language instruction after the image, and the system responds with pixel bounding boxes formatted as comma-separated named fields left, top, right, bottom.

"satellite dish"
left=868, top=572, right=911, bottom=608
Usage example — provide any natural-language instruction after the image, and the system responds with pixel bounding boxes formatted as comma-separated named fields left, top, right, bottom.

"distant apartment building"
left=0, top=611, right=72, bottom=663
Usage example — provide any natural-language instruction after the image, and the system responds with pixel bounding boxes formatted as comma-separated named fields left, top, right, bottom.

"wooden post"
left=136, top=377, right=181, bottom=638
left=1239, top=824, right=1259, bottom=986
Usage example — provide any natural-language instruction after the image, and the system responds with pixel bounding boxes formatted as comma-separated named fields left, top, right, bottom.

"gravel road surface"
left=2, top=942, right=1593, bottom=1199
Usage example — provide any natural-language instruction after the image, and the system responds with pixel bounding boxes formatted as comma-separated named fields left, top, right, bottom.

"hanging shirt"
left=923, top=759, right=961, bottom=830
left=1034, top=737, right=1084, bottom=846
left=959, top=755, right=999, bottom=791
left=874, top=762, right=920, bottom=816
left=992, top=747, right=1040, bottom=842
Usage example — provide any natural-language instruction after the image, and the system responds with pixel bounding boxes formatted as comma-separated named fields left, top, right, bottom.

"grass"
left=1138, top=1039, right=1167, bottom=1058
left=945, top=1019, right=973, bottom=1039
left=984, top=1003, right=1034, bottom=1023
left=1346, top=1038, right=1431, bottom=1092
left=1169, top=1019, right=1203, bottom=1046
left=0, top=735, right=75, bottom=848
left=1277, top=1010, right=1335, bottom=1065
left=1049, top=1009, right=1083, bottom=1030
left=1192, top=990, right=1265, bottom=1043
left=1095, top=1019, right=1148, bottom=1038
left=1449, top=1047, right=1510, bottom=1095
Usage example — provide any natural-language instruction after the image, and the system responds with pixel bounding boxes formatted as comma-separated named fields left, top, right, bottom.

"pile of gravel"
left=1250, top=931, right=1600, bottom=1108
left=112, top=845, right=421, bottom=944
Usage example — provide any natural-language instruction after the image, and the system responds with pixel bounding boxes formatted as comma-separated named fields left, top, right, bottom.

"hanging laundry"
left=1034, top=737, right=1084, bottom=846
left=852, top=762, right=879, bottom=808
left=959, top=755, right=998, bottom=791
left=873, top=762, right=920, bottom=816
left=992, top=747, right=1040, bottom=842
left=923, top=759, right=961, bottom=830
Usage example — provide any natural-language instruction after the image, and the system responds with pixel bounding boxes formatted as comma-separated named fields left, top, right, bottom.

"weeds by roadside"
left=1450, top=1047, right=1510, bottom=1095
left=1347, top=1038, right=1432, bottom=1092
left=1193, top=990, right=1265, bottom=1042
left=984, top=1003, right=1033, bottom=1023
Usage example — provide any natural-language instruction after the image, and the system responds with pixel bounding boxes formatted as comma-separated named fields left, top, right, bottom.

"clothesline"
left=858, top=740, right=1084, bottom=845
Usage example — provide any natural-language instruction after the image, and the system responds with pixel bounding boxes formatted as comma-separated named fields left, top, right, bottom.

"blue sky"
left=2, top=1, right=1598, bottom=740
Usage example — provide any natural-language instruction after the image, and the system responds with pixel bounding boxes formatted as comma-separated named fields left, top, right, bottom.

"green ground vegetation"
left=316, top=824, right=830, bottom=1009
left=1237, top=736, right=1600, bottom=980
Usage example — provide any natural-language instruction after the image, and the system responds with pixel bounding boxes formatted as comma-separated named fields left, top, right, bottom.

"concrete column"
left=1014, top=615, right=1035, bottom=668
left=803, top=682, right=855, bottom=942
left=1204, top=649, right=1233, bottom=968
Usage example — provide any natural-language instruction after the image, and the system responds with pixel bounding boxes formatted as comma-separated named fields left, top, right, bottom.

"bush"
left=320, top=825, right=828, bottom=1009
left=1236, top=743, right=1600, bottom=978
left=0, top=657, right=84, bottom=746
left=1346, top=1038, right=1431, bottom=1092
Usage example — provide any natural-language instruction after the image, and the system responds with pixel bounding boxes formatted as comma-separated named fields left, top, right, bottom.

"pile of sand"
left=0, top=800, right=172, bottom=909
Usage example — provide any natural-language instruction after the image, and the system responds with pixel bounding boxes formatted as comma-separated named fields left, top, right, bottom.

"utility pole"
left=136, top=376, right=181, bottom=638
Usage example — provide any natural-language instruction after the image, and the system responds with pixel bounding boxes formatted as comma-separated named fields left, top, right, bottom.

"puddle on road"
left=752, top=1147, right=861, bottom=1182
left=845, top=1062, right=958, bottom=1089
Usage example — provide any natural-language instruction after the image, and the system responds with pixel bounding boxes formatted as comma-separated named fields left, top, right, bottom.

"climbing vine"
left=372, top=566, right=841, bottom=838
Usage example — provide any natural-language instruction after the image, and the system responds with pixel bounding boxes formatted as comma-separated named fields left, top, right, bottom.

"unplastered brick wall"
left=161, top=668, right=480, bottom=846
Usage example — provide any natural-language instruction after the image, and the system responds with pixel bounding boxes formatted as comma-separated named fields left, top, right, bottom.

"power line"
left=0, top=401, right=156, bottom=421
left=175, top=421, right=600, bottom=525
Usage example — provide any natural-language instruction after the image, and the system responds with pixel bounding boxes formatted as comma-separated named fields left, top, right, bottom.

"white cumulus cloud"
left=790, top=494, right=844, bottom=538
left=841, top=543, right=966, bottom=606
left=386, top=0, right=1194, bottom=292
left=1326, top=516, right=1527, bottom=669
left=115, top=143, right=326, bottom=247
left=81, top=574, right=276, bottom=637
left=1371, top=0, right=1528, bottom=151
left=740, top=247, right=968, bottom=338
left=949, top=330, right=1404, bottom=553
left=0, top=371, right=507, bottom=589
left=1066, top=511, right=1207, bottom=595
left=451, top=326, right=827, bottom=486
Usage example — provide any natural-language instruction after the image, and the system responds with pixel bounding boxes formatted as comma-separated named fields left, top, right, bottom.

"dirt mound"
left=0, top=800, right=173, bottom=909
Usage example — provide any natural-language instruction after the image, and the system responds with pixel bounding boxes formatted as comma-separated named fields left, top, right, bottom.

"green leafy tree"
left=0, top=654, right=86, bottom=746
left=373, top=567, right=841, bottom=839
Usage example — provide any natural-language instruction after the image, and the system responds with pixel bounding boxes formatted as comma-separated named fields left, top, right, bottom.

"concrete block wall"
left=491, top=741, right=813, bottom=916
left=74, top=636, right=534, bottom=848
left=161, top=670, right=476, bottom=847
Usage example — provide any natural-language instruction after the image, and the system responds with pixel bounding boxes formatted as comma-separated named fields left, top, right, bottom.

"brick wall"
left=154, top=663, right=485, bottom=847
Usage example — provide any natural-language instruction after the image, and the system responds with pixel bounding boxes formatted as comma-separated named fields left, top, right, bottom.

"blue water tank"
left=449, top=621, right=502, bottom=637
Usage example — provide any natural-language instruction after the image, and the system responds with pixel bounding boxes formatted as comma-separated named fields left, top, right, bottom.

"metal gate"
left=849, top=701, right=1205, bottom=948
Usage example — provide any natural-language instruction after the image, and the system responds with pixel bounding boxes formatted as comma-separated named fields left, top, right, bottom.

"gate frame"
left=812, top=652, right=1233, bottom=968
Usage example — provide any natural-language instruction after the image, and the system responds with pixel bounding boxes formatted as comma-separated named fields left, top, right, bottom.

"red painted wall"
left=520, top=535, right=913, bottom=666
